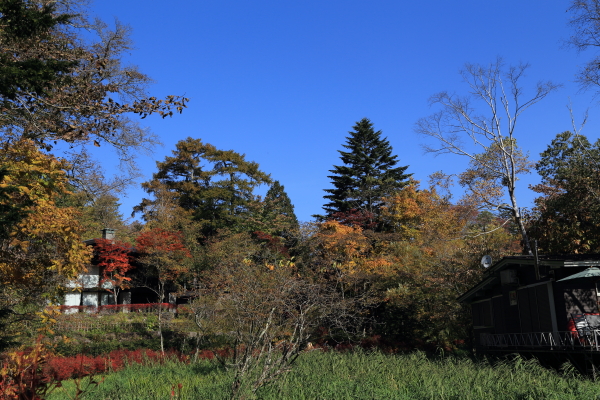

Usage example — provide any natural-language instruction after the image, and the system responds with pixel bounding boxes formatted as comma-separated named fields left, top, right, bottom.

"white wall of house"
left=65, top=265, right=103, bottom=290
left=82, top=292, right=98, bottom=307
left=80, top=265, right=100, bottom=288
left=64, top=292, right=81, bottom=313
left=63, top=230, right=124, bottom=309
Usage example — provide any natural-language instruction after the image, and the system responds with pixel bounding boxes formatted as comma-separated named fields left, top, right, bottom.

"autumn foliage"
left=135, top=228, right=191, bottom=282
left=310, top=181, right=518, bottom=347
left=0, top=139, right=91, bottom=301
left=95, top=239, right=134, bottom=304
left=0, top=343, right=192, bottom=399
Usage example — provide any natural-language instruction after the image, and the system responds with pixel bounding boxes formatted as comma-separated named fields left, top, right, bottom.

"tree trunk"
left=158, top=281, right=165, bottom=355
left=509, top=188, right=532, bottom=255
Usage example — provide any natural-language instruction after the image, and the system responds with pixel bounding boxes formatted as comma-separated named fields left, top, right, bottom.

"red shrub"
left=196, top=350, right=215, bottom=360
left=35, top=347, right=226, bottom=383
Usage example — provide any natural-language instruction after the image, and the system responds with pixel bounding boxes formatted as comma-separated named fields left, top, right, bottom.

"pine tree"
left=135, top=137, right=271, bottom=237
left=264, top=180, right=299, bottom=231
left=322, top=118, right=411, bottom=222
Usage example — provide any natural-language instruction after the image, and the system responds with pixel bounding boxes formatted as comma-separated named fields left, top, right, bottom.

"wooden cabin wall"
left=514, top=283, right=554, bottom=333
left=491, top=296, right=506, bottom=333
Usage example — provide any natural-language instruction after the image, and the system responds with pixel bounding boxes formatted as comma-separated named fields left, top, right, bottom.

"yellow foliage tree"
left=378, top=181, right=521, bottom=346
left=0, top=139, right=92, bottom=306
left=313, top=181, right=518, bottom=347
left=316, top=220, right=397, bottom=279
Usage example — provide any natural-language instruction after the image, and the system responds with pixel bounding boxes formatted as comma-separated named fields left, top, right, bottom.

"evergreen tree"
left=263, top=181, right=299, bottom=236
left=135, top=137, right=271, bottom=237
left=321, top=118, right=411, bottom=223
left=529, top=131, right=600, bottom=254
left=0, top=0, right=77, bottom=101
left=264, top=180, right=299, bottom=231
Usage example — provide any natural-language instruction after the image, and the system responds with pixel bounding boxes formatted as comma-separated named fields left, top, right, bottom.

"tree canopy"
left=567, top=0, right=600, bottom=94
left=0, top=0, right=188, bottom=189
left=415, top=59, right=558, bottom=254
left=529, top=131, right=600, bottom=254
left=0, top=0, right=76, bottom=101
left=136, top=137, right=271, bottom=238
left=0, top=139, right=91, bottom=303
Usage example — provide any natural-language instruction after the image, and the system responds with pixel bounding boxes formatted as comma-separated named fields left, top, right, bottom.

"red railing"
left=59, top=303, right=177, bottom=314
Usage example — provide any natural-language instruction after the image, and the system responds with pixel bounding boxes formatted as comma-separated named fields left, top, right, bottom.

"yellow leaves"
left=382, top=182, right=466, bottom=248
left=0, top=139, right=71, bottom=203
left=265, top=259, right=294, bottom=271
left=8, top=238, right=29, bottom=251
left=360, top=257, right=393, bottom=275
left=316, top=220, right=396, bottom=278
left=36, top=306, right=61, bottom=334
left=0, top=140, right=92, bottom=296
left=36, top=309, right=57, bottom=326
left=319, top=220, right=369, bottom=259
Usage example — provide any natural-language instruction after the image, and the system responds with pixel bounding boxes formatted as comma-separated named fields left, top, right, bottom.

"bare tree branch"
left=415, top=58, right=560, bottom=254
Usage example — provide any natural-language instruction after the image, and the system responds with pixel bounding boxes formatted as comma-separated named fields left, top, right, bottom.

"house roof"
left=457, top=254, right=600, bottom=304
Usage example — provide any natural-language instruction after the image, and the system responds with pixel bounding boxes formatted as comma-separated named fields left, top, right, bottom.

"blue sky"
left=82, top=0, right=600, bottom=223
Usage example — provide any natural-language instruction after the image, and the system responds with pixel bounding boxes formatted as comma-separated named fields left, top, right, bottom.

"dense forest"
left=3, top=0, right=600, bottom=397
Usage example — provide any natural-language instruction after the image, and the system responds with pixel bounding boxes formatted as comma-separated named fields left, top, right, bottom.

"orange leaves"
left=381, top=182, right=467, bottom=249
left=95, top=239, right=134, bottom=294
left=312, top=181, right=518, bottom=345
left=318, top=220, right=369, bottom=261
left=135, top=228, right=191, bottom=282
left=0, top=140, right=91, bottom=295
left=315, top=220, right=394, bottom=278
left=360, top=257, right=394, bottom=275
left=136, top=229, right=191, bottom=259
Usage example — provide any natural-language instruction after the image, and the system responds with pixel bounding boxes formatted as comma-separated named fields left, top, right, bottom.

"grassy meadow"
left=47, top=350, right=600, bottom=400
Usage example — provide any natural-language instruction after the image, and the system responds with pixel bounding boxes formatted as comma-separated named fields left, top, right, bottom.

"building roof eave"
left=457, top=277, right=497, bottom=303
left=457, top=254, right=600, bottom=304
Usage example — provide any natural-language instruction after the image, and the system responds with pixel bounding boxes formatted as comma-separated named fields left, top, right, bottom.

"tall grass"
left=48, top=350, right=600, bottom=400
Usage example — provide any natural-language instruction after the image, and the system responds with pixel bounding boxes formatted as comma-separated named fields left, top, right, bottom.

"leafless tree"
left=415, top=58, right=560, bottom=254
left=567, top=0, right=600, bottom=94
left=189, top=257, right=364, bottom=399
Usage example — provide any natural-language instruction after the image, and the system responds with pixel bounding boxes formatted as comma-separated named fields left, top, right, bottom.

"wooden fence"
left=53, top=318, right=195, bottom=333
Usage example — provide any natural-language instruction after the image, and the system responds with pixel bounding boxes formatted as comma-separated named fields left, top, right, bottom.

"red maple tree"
left=95, top=238, right=134, bottom=305
left=135, top=228, right=191, bottom=353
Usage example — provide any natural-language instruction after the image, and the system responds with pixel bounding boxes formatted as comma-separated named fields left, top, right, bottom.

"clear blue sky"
left=82, top=0, right=600, bottom=223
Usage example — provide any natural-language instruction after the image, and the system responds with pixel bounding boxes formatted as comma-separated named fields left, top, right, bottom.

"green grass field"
left=47, top=350, right=600, bottom=400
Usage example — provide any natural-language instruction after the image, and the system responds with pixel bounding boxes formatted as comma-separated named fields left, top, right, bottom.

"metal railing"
left=480, top=331, right=600, bottom=351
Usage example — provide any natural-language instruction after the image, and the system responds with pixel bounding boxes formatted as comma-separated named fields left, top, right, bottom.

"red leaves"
left=330, top=209, right=378, bottom=230
left=95, top=239, right=134, bottom=292
left=135, top=228, right=191, bottom=286
left=252, top=231, right=290, bottom=257
left=43, top=349, right=190, bottom=382
left=135, top=229, right=190, bottom=259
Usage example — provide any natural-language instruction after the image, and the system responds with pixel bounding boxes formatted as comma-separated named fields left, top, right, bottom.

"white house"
left=63, top=228, right=132, bottom=310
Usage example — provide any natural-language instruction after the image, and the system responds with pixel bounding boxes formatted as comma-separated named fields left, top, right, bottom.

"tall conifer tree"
left=264, top=180, right=299, bottom=230
left=322, top=118, right=411, bottom=221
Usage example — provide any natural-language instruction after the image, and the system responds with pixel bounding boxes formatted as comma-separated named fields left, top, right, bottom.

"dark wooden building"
left=458, top=255, right=600, bottom=374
